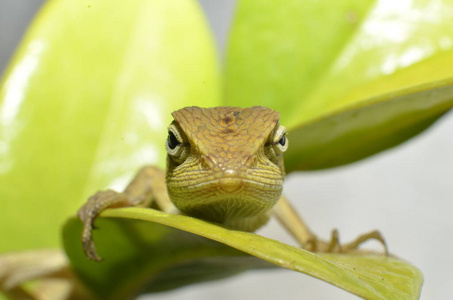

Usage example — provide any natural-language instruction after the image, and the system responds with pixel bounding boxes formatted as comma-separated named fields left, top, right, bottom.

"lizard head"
left=165, top=106, right=288, bottom=231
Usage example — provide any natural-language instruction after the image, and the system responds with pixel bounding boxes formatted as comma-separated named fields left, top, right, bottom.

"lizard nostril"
left=244, top=155, right=258, bottom=168
left=201, top=155, right=216, bottom=169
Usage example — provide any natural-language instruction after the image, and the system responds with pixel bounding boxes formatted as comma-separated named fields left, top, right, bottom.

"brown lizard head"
left=165, top=106, right=288, bottom=231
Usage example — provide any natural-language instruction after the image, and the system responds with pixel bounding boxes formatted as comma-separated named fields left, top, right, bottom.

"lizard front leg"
left=78, top=166, right=177, bottom=261
left=273, top=196, right=388, bottom=254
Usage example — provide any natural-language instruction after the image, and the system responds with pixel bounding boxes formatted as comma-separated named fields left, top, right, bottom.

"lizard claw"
left=78, top=209, right=103, bottom=261
left=77, top=192, right=111, bottom=261
left=326, top=228, right=341, bottom=252
left=342, top=229, right=389, bottom=255
left=82, top=232, right=103, bottom=262
left=302, top=228, right=388, bottom=255
left=77, top=190, right=130, bottom=261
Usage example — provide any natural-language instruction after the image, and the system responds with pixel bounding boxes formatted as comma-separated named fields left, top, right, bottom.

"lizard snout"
left=219, top=177, right=242, bottom=192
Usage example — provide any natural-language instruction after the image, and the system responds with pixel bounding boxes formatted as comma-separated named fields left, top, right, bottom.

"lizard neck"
left=168, top=185, right=280, bottom=231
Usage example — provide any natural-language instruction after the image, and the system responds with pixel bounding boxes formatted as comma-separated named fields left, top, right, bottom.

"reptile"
left=78, top=106, right=387, bottom=261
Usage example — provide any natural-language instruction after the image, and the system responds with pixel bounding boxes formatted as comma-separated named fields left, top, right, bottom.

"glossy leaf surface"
left=0, top=0, right=219, bottom=252
left=63, top=208, right=423, bottom=300
left=226, top=0, right=453, bottom=169
left=285, top=79, right=453, bottom=171
left=64, top=217, right=275, bottom=300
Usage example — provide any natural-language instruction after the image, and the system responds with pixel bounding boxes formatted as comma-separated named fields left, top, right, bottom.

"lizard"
left=78, top=106, right=387, bottom=261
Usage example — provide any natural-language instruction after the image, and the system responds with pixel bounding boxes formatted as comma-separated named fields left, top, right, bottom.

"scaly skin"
left=78, top=106, right=387, bottom=261
left=167, top=106, right=286, bottom=231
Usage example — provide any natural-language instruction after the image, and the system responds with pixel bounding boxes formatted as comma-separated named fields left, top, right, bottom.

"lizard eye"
left=166, top=123, right=189, bottom=165
left=167, top=131, right=181, bottom=150
left=273, top=125, right=288, bottom=152
left=265, top=124, right=288, bottom=166
left=278, top=134, right=286, bottom=147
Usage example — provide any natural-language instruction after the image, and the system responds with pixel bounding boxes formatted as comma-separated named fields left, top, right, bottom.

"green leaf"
left=226, top=0, right=453, bottom=168
left=63, top=217, right=275, bottom=299
left=0, top=0, right=220, bottom=252
left=63, top=208, right=423, bottom=300
left=285, top=79, right=453, bottom=171
left=225, top=0, right=376, bottom=122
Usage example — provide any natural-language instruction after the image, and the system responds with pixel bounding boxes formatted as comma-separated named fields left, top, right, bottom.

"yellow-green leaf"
left=285, top=79, right=453, bottom=171
left=226, top=0, right=453, bottom=169
left=63, top=208, right=423, bottom=300
left=225, top=0, right=375, bottom=122
left=0, top=0, right=220, bottom=252
left=63, top=217, right=275, bottom=299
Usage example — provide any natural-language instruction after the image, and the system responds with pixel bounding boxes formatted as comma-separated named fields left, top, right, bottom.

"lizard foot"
left=78, top=190, right=129, bottom=261
left=305, top=229, right=388, bottom=255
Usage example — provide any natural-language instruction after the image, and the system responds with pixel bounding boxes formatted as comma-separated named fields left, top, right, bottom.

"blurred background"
left=1, top=1, right=452, bottom=299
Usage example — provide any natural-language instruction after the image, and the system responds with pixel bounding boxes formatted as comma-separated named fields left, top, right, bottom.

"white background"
left=1, top=1, right=452, bottom=299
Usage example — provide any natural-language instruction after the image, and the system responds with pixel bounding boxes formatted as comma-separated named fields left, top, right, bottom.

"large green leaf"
left=225, top=0, right=375, bottom=122
left=226, top=0, right=453, bottom=169
left=0, top=0, right=220, bottom=252
left=63, top=209, right=423, bottom=300
left=285, top=79, right=453, bottom=171
left=63, top=217, right=275, bottom=300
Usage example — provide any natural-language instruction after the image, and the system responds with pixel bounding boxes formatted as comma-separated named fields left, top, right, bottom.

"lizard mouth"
left=181, top=177, right=283, bottom=192
left=168, top=176, right=283, bottom=193
left=167, top=176, right=283, bottom=227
